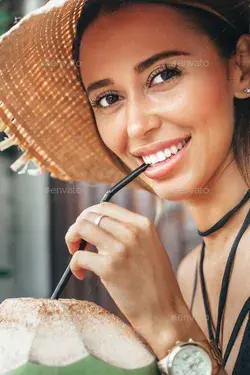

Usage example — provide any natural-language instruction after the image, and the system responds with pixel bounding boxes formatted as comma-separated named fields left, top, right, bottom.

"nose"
left=126, top=98, right=162, bottom=139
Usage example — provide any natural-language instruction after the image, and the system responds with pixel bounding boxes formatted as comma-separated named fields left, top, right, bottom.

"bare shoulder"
left=176, top=244, right=201, bottom=307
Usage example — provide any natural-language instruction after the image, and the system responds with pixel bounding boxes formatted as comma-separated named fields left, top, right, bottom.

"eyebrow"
left=86, top=50, right=190, bottom=95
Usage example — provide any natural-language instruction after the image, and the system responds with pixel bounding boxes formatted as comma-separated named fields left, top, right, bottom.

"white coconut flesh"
left=0, top=298, right=156, bottom=374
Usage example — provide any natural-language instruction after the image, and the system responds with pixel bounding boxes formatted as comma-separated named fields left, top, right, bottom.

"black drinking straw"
left=51, top=162, right=149, bottom=299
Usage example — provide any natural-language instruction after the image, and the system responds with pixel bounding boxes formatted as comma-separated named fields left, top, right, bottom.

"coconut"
left=0, top=298, right=160, bottom=374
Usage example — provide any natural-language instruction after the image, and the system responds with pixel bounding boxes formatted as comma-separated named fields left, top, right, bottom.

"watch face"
left=169, top=344, right=212, bottom=375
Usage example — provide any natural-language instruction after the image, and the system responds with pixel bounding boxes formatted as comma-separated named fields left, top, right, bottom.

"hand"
left=65, top=202, right=188, bottom=344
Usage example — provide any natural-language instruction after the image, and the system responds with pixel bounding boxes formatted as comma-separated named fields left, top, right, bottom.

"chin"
left=153, top=187, right=191, bottom=201
left=145, top=176, right=206, bottom=201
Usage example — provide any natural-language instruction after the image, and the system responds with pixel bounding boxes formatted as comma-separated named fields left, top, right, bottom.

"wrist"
left=135, top=301, right=207, bottom=360
left=133, top=302, right=223, bottom=375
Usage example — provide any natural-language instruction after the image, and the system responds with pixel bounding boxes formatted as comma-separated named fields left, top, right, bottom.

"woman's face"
left=80, top=3, right=235, bottom=200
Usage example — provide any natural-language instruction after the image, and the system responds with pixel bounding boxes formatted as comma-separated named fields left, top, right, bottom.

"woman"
left=0, top=0, right=249, bottom=374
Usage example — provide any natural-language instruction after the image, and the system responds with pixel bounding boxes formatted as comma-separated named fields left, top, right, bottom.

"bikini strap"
left=215, top=209, right=250, bottom=346
left=223, top=297, right=250, bottom=367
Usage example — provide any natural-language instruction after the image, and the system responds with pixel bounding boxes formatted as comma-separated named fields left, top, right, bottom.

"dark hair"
left=72, top=0, right=250, bottom=187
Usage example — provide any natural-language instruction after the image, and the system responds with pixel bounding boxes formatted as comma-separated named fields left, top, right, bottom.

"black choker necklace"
left=197, top=189, right=250, bottom=237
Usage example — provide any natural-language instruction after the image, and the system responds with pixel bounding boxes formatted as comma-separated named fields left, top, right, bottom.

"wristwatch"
left=157, top=338, right=222, bottom=375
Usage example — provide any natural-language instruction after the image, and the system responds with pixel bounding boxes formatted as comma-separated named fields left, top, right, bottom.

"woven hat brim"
left=0, top=0, right=153, bottom=192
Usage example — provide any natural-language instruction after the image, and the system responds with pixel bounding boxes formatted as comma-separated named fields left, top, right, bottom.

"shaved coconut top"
left=0, top=298, right=155, bottom=374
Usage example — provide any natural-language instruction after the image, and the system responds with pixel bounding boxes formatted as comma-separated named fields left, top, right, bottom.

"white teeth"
left=141, top=138, right=190, bottom=165
left=165, top=149, right=172, bottom=158
left=144, top=156, right=151, bottom=164
left=149, top=155, right=158, bottom=164
left=156, top=151, right=166, bottom=162
left=170, top=146, right=178, bottom=155
left=177, top=142, right=183, bottom=150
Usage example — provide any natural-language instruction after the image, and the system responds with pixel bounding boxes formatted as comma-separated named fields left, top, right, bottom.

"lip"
left=131, top=136, right=191, bottom=157
left=136, top=137, right=192, bottom=180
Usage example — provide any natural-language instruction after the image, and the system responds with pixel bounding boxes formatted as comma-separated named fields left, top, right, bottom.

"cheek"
left=186, top=76, right=234, bottom=167
left=193, top=75, right=234, bottom=154
left=184, top=73, right=234, bottom=184
left=176, top=66, right=233, bottom=143
left=184, top=64, right=231, bottom=120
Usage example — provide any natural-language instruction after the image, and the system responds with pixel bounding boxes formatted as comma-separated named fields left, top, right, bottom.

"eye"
left=89, top=90, right=121, bottom=111
left=99, top=93, right=119, bottom=108
left=147, top=63, right=182, bottom=88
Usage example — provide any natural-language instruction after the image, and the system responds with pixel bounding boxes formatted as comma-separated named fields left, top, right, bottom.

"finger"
left=73, top=268, right=86, bottom=280
left=65, top=219, right=123, bottom=256
left=70, top=250, right=107, bottom=280
left=77, top=202, right=144, bottom=226
left=83, top=212, right=134, bottom=243
left=70, top=243, right=95, bottom=280
left=65, top=223, right=96, bottom=255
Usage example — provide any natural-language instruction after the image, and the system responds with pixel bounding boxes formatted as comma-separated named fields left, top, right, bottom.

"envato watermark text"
left=45, top=187, right=81, bottom=195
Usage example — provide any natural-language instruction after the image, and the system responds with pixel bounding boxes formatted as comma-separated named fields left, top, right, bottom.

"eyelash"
left=89, top=63, right=182, bottom=111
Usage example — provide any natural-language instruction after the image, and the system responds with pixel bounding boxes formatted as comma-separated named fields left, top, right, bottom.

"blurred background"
left=0, top=0, right=202, bottom=324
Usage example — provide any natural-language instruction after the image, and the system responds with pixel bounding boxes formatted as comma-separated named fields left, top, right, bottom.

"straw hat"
left=0, top=0, right=243, bottom=192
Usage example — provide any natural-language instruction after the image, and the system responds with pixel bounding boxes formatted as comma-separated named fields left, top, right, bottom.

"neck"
left=184, top=159, right=249, bottom=247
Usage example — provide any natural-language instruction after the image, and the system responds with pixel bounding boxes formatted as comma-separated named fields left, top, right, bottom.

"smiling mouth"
left=138, top=136, right=192, bottom=166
